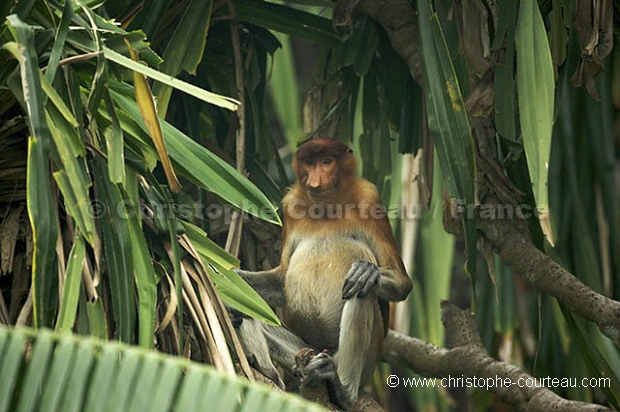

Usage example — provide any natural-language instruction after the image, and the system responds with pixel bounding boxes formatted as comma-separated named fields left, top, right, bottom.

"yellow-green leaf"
left=125, top=40, right=182, bottom=193
left=516, top=0, right=555, bottom=244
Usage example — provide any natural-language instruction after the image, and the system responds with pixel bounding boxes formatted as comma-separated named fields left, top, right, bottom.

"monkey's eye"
left=304, top=159, right=315, bottom=167
left=321, top=158, right=333, bottom=165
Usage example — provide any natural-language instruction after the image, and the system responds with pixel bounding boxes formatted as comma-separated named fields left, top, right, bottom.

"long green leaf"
left=45, top=0, right=73, bottom=83
left=268, top=32, right=302, bottom=148
left=108, top=82, right=281, bottom=225
left=560, top=307, right=620, bottom=409
left=235, top=0, right=340, bottom=47
left=39, top=70, right=79, bottom=128
left=0, top=331, right=25, bottom=412
left=103, top=47, right=239, bottom=111
left=415, top=3, right=477, bottom=282
left=15, top=330, right=54, bottom=412
left=92, top=158, right=135, bottom=343
left=37, top=66, right=96, bottom=245
left=103, top=90, right=126, bottom=184
left=406, top=153, right=453, bottom=412
left=181, top=222, right=239, bottom=269
left=56, top=236, right=86, bottom=333
left=82, top=345, right=120, bottom=412
left=493, top=0, right=519, bottom=143
left=126, top=173, right=158, bottom=349
left=421, top=152, right=455, bottom=346
left=6, top=15, right=59, bottom=328
left=39, top=337, right=77, bottom=410
left=78, top=0, right=107, bottom=116
left=182, top=222, right=280, bottom=325
left=516, top=0, right=555, bottom=243
left=60, top=339, right=95, bottom=412
left=46, top=107, right=96, bottom=245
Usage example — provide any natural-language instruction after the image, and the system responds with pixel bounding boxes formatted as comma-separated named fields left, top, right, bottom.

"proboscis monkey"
left=235, top=137, right=412, bottom=409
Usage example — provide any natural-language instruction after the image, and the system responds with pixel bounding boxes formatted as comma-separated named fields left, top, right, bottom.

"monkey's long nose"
left=307, top=172, right=323, bottom=189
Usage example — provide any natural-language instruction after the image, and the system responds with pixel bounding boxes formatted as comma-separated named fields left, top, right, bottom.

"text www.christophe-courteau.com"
left=386, top=375, right=611, bottom=390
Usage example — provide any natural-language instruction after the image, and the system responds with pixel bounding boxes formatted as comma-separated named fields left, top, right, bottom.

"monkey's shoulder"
left=352, top=178, right=381, bottom=201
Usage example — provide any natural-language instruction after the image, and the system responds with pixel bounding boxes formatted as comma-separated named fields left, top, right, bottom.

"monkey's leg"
left=338, top=260, right=383, bottom=397
left=302, top=293, right=379, bottom=410
left=236, top=319, right=308, bottom=388
left=262, top=323, right=308, bottom=369
left=237, top=320, right=285, bottom=388
left=337, top=293, right=379, bottom=397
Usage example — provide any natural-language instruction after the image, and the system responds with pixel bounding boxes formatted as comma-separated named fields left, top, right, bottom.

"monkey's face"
left=300, top=156, right=338, bottom=199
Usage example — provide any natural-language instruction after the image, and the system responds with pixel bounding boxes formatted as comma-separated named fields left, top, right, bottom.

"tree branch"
left=382, top=302, right=613, bottom=412
left=478, top=214, right=620, bottom=346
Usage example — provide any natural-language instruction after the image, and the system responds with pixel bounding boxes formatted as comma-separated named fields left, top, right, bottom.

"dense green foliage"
left=0, top=0, right=618, bottom=411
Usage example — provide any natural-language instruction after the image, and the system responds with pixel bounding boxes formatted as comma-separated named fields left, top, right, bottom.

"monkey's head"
left=293, top=137, right=356, bottom=200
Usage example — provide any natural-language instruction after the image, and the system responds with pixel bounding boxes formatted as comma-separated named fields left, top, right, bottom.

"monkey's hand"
left=342, top=260, right=380, bottom=299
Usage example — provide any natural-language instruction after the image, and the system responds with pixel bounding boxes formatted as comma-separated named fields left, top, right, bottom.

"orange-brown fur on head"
left=292, top=137, right=356, bottom=201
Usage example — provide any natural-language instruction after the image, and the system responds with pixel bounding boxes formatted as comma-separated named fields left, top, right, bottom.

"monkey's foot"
left=295, top=350, right=351, bottom=410
left=293, top=347, right=316, bottom=380
left=303, top=352, right=338, bottom=384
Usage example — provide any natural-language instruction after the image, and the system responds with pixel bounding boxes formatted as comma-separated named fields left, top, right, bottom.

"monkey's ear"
left=347, top=149, right=353, bottom=154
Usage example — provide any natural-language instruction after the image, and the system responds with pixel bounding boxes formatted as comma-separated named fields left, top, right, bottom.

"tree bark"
left=382, top=302, right=613, bottom=412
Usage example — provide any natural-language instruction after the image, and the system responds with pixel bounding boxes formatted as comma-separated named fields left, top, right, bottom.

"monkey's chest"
left=282, top=233, right=377, bottom=348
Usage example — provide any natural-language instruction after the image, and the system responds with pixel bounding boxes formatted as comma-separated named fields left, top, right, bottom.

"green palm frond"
left=0, top=326, right=326, bottom=412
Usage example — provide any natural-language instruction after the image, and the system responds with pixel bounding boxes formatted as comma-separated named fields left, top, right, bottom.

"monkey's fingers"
left=358, top=261, right=381, bottom=297
left=342, top=268, right=365, bottom=299
left=342, top=260, right=380, bottom=299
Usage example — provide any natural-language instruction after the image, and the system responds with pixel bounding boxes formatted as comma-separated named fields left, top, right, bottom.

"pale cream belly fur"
left=281, top=233, right=377, bottom=350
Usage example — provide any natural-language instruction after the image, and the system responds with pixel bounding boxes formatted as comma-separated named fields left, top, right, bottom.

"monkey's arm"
left=235, top=266, right=286, bottom=308
left=376, top=258, right=412, bottom=301
left=372, top=214, right=412, bottom=301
